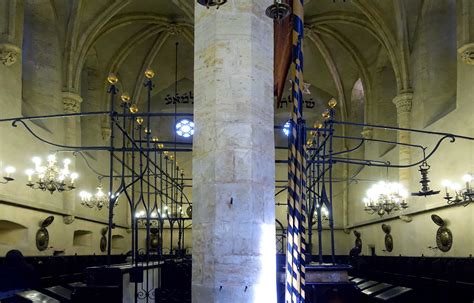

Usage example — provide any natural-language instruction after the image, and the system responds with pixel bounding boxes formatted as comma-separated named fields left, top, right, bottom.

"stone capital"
left=361, top=127, right=373, bottom=139
left=458, top=43, right=474, bottom=65
left=62, top=91, right=83, bottom=113
left=63, top=215, right=75, bottom=225
left=101, top=125, right=111, bottom=141
left=0, top=43, right=20, bottom=66
left=392, top=92, right=413, bottom=115
left=304, top=25, right=314, bottom=35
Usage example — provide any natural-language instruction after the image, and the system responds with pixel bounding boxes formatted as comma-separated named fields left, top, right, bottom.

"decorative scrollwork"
left=459, top=44, right=474, bottom=65
left=166, top=23, right=183, bottom=35
left=0, top=43, right=20, bottom=66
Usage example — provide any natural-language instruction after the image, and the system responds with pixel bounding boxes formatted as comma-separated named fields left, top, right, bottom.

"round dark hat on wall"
left=382, top=224, right=391, bottom=234
left=100, top=227, right=109, bottom=252
left=36, top=216, right=55, bottom=251
left=40, top=216, right=54, bottom=228
left=101, top=227, right=109, bottom=236
left=36, top=228, right=49, bottom=251
left=431, top=214, right=445, bottom=227
left=436, top=226, right=453, bottom=252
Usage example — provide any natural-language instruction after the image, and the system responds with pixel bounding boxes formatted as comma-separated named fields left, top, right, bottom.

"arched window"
left=350, top=78, right=365, bottom=124
left=347, top=78, right=366, bottom=158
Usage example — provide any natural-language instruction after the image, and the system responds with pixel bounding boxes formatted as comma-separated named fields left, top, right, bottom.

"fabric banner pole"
left=285, top=0, right=306, bottom=302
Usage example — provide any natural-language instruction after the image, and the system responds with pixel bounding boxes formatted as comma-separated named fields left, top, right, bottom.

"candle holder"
left=0, top=165, right=15, bottom=184
left=412, top=161, right=440, bottom=196
left=442, top=174, right=473, bottom=206
left=25, top=155, right=78, bottom=194
left=363, top=181, right=409, bottom=216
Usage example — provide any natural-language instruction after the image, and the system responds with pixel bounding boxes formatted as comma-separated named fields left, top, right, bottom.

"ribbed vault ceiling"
left=50, top=0, right=423, bottom=183
left=56, top=0, right=421, bottom=108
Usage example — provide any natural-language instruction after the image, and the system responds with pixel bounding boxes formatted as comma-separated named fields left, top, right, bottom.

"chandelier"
left=135, top=204, right=185, bottom=224
left=80, top=182, right=115, bottom=210
left=1, top=165, right=15, bottom=184
left=135, top=210, right=161, bottom=228
left=25, top=155, right=78, bottom=194
left=411, top=161, right=440, bottom=197
left=363, top=181, right=408, bottom=216
left=161, top=205, right=185, bottom=218
left=442, top=174, right=473, bottom=206
left=312, top=204, right=329, bottom=224
left=265, top=0, right=291, bottom=20
left=197, top=0, right=227, bottom=9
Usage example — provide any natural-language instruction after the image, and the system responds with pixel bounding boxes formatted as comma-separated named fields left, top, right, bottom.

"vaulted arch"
left=306, top=30, right=347, bottom=122
left=67, top=0, right=132, bottom=92
left=73, top=14, right=192, bottom=95
left=306, top=10, right=407, bottom=94
left=352, top=0, right=411, bottom=93
left=106, top=26, right=167, bottom=75
left=62, top=0, right=84, bottom=92
left=132, top=32, right=172, bottom=105
left=313, top=25, right=372, bottom=123
left=98, top=13, right=192, bottom=39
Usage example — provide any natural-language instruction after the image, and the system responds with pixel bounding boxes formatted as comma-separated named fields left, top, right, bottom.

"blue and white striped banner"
left=285, top=0, right=306, bottom=302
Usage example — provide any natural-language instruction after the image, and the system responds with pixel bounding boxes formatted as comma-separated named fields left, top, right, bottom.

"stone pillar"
left=0, top=0, right=23, bottom=67
left=62, top=91, right=82, bottom=215
left=101, top=123, right=112, bottom=141
left=0, top=0, right=23, bottom=118
left=392, top=92, right=413, bottom=188
left=192, top=1, right=275, bottom=302
left=457, top=0, right=474, bottom=65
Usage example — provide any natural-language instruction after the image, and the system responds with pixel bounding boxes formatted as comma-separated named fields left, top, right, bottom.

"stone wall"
left=0, top=0, right=472, bottom=262
left=344, top=1, right=474, bottom=258
left=0, top=1, right=131, bottom=256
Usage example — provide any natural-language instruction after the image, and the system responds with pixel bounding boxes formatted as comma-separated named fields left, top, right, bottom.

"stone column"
left=457, top=0, right=474, bottom=65
left=361, top=127, right=373, bottom=140
left=101, top=122, right=112, bottom=141
left=62, top=91, right=82, bottom=215
left=0, top=0, right=22, bottom=67
left=0, top=0, right=23, bottom=118
left=192, top=1, right=275, bottom=302
left=392, top=92, right=413, bottom=188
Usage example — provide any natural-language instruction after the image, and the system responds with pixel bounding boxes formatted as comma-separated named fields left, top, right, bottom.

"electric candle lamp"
left=25, top=169, right=34, bottom=182
left=70, top=173, right=78, bottom=184
left=5, top=166, right=15, bottom=178
left=463, top=174, right=472, bottom=190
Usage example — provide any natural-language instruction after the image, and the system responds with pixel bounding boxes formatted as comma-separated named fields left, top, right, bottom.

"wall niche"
left=73, top=230, right=93, bottom=247
left=0, top=220, right=28, bottom=246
